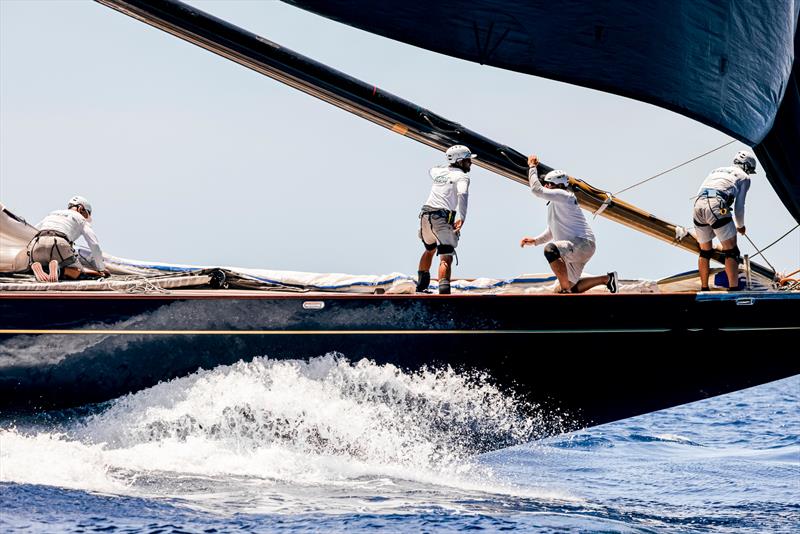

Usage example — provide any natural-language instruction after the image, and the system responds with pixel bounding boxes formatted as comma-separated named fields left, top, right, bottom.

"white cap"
left=543, top=169, right=569, bottom=186
left=68, top=195, right=92, bottom=215
left=733, top=150, right=757, bottom=174
left=445, top=145, right=477, bottom=164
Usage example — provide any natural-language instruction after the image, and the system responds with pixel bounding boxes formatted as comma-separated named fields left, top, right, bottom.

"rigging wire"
left=743, top=224, right=800, bottom=272
left=611, top=138, right=796, bottom=276
left=743, top=234, right=776, bottom=273
left=614, top=140, right=737, bottom=196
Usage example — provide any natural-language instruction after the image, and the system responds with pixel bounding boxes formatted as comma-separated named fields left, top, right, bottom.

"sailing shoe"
left=31, top=262, right=48, bottom=282
left=416, top=270, right=431, bottom=292
left=606, top=271, right=619, bottom=294
left=438, top=279, right=451, bottom=295
left=48, top=260, right=60, bottom=283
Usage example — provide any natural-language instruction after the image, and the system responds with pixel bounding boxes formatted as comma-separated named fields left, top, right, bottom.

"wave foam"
left=1, top=355, right=566, bottom=507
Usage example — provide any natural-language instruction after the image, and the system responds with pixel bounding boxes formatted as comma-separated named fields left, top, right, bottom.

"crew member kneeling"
left=27, top=195, right=110, bottom=282
left=521, top=155, right=618, bottom=294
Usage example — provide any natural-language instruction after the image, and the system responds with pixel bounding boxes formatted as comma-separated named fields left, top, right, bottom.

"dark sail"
left=283, top=1, right=800, bottom=222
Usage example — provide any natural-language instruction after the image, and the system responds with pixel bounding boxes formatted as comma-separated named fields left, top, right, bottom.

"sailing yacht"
left=1, top=0, right=797, bottom=429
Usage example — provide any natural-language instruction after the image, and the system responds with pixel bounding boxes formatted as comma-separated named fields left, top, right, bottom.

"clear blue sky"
left=2, top=0, right=797, bottom=279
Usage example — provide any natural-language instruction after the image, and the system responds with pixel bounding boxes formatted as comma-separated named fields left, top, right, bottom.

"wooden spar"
left=95, top=0, right=774, bottom=279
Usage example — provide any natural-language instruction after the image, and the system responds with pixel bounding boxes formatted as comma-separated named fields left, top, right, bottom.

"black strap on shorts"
left=694, top=215, right=733, bottom=228
left=420, top=208, right=456, bottom=225
left=710, top=217, right=733, bottom=229
left=694, top=190, right=733, bottom=227
left=35, top=230, right=71, bottom=242
left=28, top=230, right=75, bottom=266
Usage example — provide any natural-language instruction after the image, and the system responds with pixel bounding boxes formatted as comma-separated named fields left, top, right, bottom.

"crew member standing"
left=416, top=145, right=474, bottom=294
left=692, top=150, right=755, bottom=291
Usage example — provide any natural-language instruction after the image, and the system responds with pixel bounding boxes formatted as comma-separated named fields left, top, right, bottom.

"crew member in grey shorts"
left=27, top=196, right=110, bottom=282
left=692, top=150, right=754, bottom=291
left=416, top=145, right=474, bottom=294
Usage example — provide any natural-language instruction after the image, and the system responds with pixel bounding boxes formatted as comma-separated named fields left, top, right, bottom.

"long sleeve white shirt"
left=697, top=166, right=751, bottom=228
left=36, top=209, right=106, bottom=270
left=424, top=165, right=470, bottom=222
left=528, top=167, right=595, bottom=244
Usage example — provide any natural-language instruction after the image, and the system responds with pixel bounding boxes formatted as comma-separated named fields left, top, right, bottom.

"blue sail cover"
left=283, top=1, right=800, bottom=222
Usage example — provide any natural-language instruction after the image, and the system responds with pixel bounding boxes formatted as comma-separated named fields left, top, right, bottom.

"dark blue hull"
left=1, top=291, right=798, bottom=428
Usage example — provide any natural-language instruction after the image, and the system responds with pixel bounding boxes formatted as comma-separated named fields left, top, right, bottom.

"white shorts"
left=693, top=197, right=736, bottom=243
left=552, top=237, right=596, bottom=285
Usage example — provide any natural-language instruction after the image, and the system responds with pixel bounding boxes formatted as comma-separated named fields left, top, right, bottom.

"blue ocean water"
left=1, top=355, right=797, bottom=533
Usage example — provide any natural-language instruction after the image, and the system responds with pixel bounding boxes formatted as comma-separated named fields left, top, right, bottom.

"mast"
left=95, top=0, right=774, bottom=279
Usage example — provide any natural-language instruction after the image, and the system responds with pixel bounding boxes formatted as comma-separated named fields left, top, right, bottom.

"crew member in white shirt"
left=27, top=195, right=110, bottom=282
left=520, top=154, right=618, bottom=293
left=692, top=150, right=755, bottom=291
left=416, top=145, right=474, bottom=295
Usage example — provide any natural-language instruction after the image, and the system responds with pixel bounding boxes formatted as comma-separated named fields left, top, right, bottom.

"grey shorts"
left=28, top=236, right=80, bottom=269
left=693, top=197, right=736, bottom=243
left=419, top=210, right=459, bottom=254
left=552, top=237, right=596, bottom=285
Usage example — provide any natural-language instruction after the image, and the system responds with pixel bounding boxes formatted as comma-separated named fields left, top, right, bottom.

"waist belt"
left=698, top=189, right=732, bottom=204
left=421, top=208, right=456, bottom=224
left=695, top=189, right=734, bottom=227
left=35, top=230, right=71, bottom=242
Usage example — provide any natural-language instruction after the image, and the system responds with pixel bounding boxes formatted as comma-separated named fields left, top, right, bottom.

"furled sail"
left=283, top=1, right=800, bottom=223
left=95, top=0, right=775, bottom=277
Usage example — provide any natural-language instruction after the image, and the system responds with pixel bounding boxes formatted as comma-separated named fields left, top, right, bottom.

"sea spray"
left=1, top=371, right=795, bottom=529
left=1, top=354, right=566, bottom=500
left=79, top=354, right=565, bottom=469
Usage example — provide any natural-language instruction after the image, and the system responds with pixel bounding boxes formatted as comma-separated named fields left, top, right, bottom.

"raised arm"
left=528, top=160, right=575, bottom=204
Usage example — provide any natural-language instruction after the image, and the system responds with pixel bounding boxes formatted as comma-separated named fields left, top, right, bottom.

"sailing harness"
left=420, top=207, right=459, bottom=264
left=693, top=189, right=733, bottom=229
left=423, top=208, right=456, bottom=225
left=27, top=229, right=75, bottom=266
